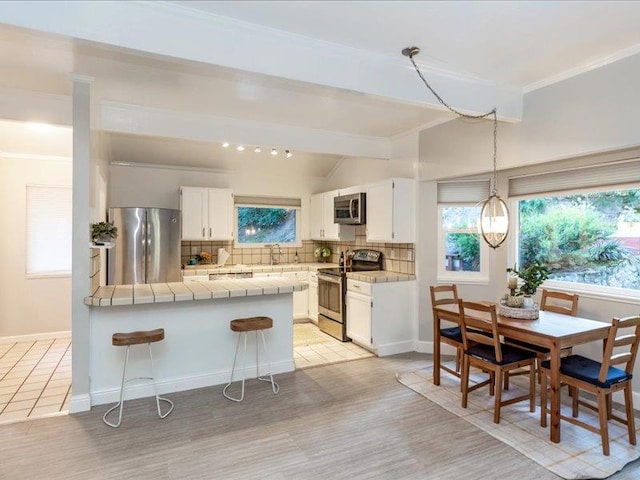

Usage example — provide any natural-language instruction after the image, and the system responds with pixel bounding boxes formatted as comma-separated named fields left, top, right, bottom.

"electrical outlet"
left=407, top=250, right=414, bottom=261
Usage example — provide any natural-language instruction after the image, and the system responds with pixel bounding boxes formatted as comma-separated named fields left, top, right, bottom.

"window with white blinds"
left=26, top=185, right=72, bottom=276
left=437, top=180, right=490, bottom=204
left=508, top=158, right=640, bottom=198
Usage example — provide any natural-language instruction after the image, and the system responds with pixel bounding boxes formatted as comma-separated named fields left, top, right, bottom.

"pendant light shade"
left=480, top=194, right=509, bottom=249
left=402, top=46, right=511, bottom=248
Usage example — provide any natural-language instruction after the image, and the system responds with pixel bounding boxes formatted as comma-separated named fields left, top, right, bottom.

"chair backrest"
left=458, top=300, right=503, bottom=363
left=599, top=315, right=640, bottom=382
left=540, top=289, right=579, bottom=316
left=430, top=284, right=459, bottom=308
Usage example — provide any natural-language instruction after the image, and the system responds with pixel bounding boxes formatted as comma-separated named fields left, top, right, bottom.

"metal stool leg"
left=223, top=331, right=248, bottom=402
left=103, top=345, right=130, bottom=428
left=257, top=329, right=279, bottom=395
left=147, top=343, right=174, bottom=419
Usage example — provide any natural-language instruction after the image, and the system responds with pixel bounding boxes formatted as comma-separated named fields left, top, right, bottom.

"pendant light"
left=402, top=46, right=509, bottom=248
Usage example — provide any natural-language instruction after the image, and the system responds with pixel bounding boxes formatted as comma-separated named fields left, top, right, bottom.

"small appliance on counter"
left=316, top=249, right=382, bottom=341
left=217, top=248, right=230, bottom=266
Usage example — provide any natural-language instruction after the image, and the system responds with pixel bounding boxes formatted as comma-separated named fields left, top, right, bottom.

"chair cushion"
left=467, top=343, right=536, bottom=365
left=540, top=355, right=631, bottom=388
left=440, top=326, right=462, bottom=343
left=505, top=337, right=550, bottom=354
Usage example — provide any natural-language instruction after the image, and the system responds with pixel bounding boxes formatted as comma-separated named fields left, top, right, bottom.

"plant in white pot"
left=91, top=221, right=118, bottom=245
left=507, top=263, right=549, bottom=308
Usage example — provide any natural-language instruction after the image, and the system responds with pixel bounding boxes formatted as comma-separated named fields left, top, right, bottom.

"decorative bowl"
left=498, top=301, right=540, bottom=320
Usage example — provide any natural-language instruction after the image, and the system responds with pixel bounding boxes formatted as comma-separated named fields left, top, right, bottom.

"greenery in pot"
left=91, top=221, right=118, bottom=243
left=314, top=246, right=331, bottom=262
left=507, top=263, right=549, bottom=296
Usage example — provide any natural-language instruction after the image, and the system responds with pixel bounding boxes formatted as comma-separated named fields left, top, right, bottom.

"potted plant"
left=314, top=245, right=331, bottom=263
left=91, top=221, right=118, bottom=244
left=507, top=263, right=549, bottom=307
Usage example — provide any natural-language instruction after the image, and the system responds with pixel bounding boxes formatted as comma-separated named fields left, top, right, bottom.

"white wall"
left=416, top=52, right=640, bottom=393
left=0, top=156, right=72, bottom=337
left=109, top=163, right=327, bottom=237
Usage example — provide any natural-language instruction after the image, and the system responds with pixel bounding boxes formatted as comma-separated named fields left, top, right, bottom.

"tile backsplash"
left=182, top=226, right=414, bottom=275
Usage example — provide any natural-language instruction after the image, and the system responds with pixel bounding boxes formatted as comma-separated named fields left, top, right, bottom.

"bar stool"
left=223, top=316, right=280, bottom=402
left=103, top=328, right=174, bottom=428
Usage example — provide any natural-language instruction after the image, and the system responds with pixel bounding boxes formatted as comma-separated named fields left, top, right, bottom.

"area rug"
left=293, top=323, right=335, bottom=347
left=397, top=363, right=640, bottom=479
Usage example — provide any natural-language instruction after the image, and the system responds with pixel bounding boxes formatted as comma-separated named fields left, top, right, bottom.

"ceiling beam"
left=99, top=101, right=391, bottom=159
left=0, top=1, right=523, bottom=122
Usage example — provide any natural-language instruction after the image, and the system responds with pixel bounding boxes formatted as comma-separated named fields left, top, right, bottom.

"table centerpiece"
left=500, top=263, right=549, bottom=319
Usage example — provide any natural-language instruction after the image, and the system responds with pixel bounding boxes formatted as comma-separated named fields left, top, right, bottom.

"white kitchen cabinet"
left=346, top=279, right=415, bottom=356
left=308, top=271, right=318, bottom=323
left=365, top=178, right=415, bottom=243
left=283, top=271, right=309, bottom=319
left=180, top=186, right=234, bottom=241
left=309, top=190, right=355, bottom=241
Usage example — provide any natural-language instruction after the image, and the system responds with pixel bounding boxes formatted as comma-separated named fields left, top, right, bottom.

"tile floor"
left=0, top=337, right=71, bottom=425
left=293, top=322, right=374, bottom=369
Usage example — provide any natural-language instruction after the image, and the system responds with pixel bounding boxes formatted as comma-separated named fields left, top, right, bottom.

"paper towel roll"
left=217, top=248, right=230, bottom=266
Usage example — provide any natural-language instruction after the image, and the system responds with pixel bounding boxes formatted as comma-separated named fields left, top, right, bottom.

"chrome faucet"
left=267, top=243, right=282, bottom=265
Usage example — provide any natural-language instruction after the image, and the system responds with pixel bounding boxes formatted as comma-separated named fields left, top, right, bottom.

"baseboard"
left=89, top=359, right=295, bottom=407
left=69, top=394, right=92, bottom=414
left=376, top=341, right=415, bottom=357
left=0, top=330, right=71, bottom=344
left=413, top=341, right=457, bottom=356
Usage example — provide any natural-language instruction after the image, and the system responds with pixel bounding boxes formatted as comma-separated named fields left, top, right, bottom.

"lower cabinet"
left=283, top=271, right=309, bottom=320
left=346, top=279, right=415, bottom=356
left=308, top=272, right=318, bottom=324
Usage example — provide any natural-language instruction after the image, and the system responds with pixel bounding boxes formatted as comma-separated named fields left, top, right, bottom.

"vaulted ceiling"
left=0, top=1, right=639, bottom=174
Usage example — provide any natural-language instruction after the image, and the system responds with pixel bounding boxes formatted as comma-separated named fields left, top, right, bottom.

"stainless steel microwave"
left=334, top=192, right=366, bottom=225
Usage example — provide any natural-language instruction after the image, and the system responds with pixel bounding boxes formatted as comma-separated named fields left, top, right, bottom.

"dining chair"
left=459, top=300, right=536, bottom=424
left=540, top=315, right=640, bottom=456
left=430, top=284, right=463, bottom=385
left=504, top=289, right=579, bottom=389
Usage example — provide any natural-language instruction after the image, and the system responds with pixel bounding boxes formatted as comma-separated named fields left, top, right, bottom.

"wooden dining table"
left=434, top=302, right=611, bottom=443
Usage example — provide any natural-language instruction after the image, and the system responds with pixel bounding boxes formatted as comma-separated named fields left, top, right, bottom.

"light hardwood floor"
left=1, top=353, right=639, bottom=479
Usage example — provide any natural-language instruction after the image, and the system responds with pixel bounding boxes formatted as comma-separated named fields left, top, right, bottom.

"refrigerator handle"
left=144, top=215, right=149, bottom=283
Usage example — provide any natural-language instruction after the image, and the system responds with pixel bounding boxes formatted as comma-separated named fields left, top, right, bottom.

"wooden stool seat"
left=230, top=317, right=273, bottom=332
left=223, top=316, right=279, bottom=402
left=103, top=327, right=173, bottom=428
left=112, top=328, right=165, bottom=346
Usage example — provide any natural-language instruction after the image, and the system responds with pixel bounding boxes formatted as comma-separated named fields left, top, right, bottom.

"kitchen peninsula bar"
left=83, top=277, right=306, bottom=409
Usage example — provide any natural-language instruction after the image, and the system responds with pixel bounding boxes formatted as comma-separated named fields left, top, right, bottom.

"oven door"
left=317, top=274, right=344, bottom=322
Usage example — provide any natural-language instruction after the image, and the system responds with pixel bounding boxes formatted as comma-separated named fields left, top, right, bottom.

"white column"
left=70, top=76, right=93, bottom=413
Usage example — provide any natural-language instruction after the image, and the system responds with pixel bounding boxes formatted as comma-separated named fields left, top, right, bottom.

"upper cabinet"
left=180, top=186, right=234, bottom=241
left=366, top=178, right=415, bottom=243
left=309, top=190, right=355, bottom=241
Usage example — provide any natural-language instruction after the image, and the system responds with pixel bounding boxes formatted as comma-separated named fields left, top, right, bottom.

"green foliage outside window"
left=518, top=189, right=640, bottom=290
left=237, top=206, right=297, bottom=244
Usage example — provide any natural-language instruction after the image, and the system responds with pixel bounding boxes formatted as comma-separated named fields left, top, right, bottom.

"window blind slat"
left=234, top=195, right=301, bottom=207
left=26, top=185, right=72, bottom=275
left=509, top=159, right=640, bottom=197
left=437, top=180, right=490, bottom=204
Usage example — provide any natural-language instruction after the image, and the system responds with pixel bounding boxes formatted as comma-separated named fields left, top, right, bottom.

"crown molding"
left=524, top=43, right=640, bottom=93
left=0, top=151, right=72, bottom=162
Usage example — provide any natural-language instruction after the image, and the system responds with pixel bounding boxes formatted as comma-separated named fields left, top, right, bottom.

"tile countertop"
left=182, top=262, right=337, bottom=276
left=346, top=271, right=416, bottom=283
left=85, top=277, right=308, bottom=307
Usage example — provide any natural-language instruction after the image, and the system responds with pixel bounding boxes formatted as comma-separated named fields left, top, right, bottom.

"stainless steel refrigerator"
left=107, top=207, right=181, bottom=285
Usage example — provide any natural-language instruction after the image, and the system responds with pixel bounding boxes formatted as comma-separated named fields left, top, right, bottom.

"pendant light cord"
left=405, top=51, right=498, bottom=195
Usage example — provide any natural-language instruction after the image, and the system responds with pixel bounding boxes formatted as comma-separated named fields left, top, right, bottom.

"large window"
left=26, top=185, right=72, bottom=277
left=234, top=196, right=301, bottom=247
left=437, top=205, right=489, bottom=283
left=516, top=188, right=640, bottom=293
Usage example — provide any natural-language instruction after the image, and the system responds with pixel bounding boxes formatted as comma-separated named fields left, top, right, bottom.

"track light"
left=285, top=150, right=292, bottom=158
left=254, top=146, right=261, bottom=153
left=236, top=145, right=245, bottom=151
left=271, top=148, right=278, bottom=156
left=222, top=142, right=230, bottom=148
